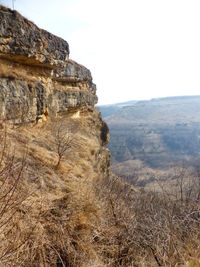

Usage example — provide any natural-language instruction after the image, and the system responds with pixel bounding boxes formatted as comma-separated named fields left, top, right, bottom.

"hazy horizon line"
left=97, top=94, right=200, bottom=106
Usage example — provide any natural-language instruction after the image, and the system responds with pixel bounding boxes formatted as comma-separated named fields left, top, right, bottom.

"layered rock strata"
left=0, top=7, right=111, bottom=266
left=0, top=5, right=98, bottom=124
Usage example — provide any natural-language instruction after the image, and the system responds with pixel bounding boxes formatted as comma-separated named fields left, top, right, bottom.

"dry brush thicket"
left=0, top=121, right=104, bottom=267
left=0, top=128, right=32, bottom=266
left=0, top=123, right=199, bottom=266
left=94, top=175, right=200, bottom=266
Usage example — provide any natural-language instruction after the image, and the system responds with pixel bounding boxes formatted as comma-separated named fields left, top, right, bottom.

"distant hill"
left=99, top=96, right=200, bottom=179
left=103, top=96, right=200, bottom=125
left=96, top=100, right=137, bottom=117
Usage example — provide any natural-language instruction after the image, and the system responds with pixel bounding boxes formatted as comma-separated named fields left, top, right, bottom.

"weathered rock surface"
left=53, top=60, right=92, bottom=82
left=0, top=5, right=69, bottom=67
left=0, top=5, right=98, bottom=123
left=0, top=75, right=98, bottom=123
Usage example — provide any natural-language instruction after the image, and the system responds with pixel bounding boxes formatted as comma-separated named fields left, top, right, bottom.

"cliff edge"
left=0, top=5, right=97, bottom=124
left=0, top=5, right=110, bottom=267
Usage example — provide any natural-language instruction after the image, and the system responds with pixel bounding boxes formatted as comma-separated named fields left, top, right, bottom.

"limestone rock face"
left=0, top=79, right=39, bottom=123
left=53, top=60, right=93, bottom=82
left=0, top=4, right=110, bottom=178
left=0, top=5, right=69, bottom=67
left=0, top=5, right=98, bottom=123
left=0, top=75, right=98, bottom=123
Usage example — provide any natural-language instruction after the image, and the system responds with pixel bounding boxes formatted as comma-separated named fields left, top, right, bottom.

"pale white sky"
left=1, top=0, right=200, bottom=104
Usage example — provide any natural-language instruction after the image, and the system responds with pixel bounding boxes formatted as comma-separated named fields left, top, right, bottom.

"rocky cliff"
left=0, top=5, right=113, bottom=267
left=0, top=3, right=110, bottom=176
left=0, top=5, right=98, bottom=124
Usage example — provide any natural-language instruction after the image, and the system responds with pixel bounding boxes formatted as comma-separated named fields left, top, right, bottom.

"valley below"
left=99, top=96, right=200, bottom=190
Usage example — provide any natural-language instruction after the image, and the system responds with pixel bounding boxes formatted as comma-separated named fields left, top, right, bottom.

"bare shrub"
left=94, top=174, right=200, bottom=266
left=52, top=122, right=76, bottom=168
left=0, top=128, right=31, bottom=266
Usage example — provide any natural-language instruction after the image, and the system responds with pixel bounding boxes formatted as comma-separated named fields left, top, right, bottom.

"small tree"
left=52, top=123, right=74, bottom=168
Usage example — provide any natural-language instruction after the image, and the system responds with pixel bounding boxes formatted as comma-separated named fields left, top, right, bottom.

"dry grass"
left=0, top=114, right=107, bottom=266
left=0, top=113, right=199, bottom=266
left=94, top=174, right=200, bottom=267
